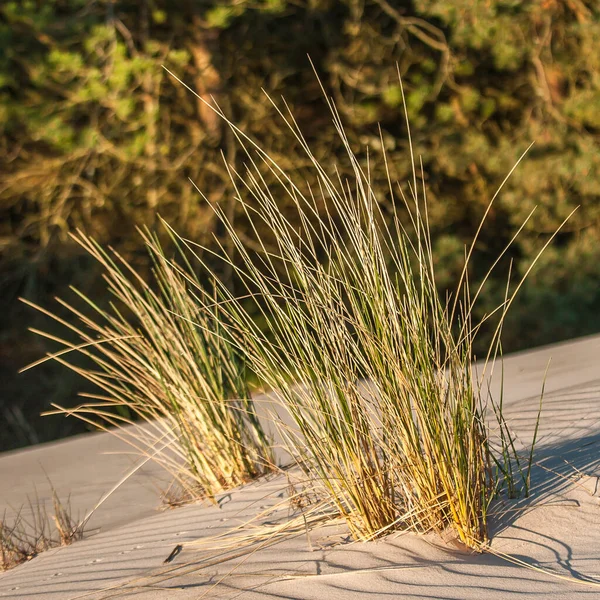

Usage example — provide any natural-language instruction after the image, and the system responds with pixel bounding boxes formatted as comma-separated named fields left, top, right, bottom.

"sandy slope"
left=1, top=334, right=599, bottom=599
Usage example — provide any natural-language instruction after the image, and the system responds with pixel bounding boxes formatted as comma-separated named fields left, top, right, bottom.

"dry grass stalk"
left=0, top=488, right=83, bottom=571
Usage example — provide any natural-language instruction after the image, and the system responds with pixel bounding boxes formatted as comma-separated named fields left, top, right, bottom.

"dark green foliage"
left=1, top=0, right=599, bottom=450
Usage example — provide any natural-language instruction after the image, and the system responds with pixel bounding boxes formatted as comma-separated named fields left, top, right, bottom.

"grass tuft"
left=0, top=488, right=83, bottom=571
left=22, top=230, right=273, bottom=501
left=160, top=72, right=571, bottom=549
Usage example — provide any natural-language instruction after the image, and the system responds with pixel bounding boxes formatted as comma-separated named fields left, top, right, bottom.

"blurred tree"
left=1, top=0, right=599, bottom=449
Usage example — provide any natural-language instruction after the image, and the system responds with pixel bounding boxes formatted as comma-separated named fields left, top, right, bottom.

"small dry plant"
left=0, top=489, right=83, bottom=571
left=22, top=231, right=273, bottom=502
left=160, top=71, right=570, bottom=550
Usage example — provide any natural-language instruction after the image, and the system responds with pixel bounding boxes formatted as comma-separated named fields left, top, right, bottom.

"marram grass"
left=161, top=73, right=571, bottom=549
left=24, top=72, right=569, bottom=550
left=23, top=230, right=273, bottom=500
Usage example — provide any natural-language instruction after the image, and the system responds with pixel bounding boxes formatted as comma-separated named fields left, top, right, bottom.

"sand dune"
left=1, top=334, right=599, bottom=599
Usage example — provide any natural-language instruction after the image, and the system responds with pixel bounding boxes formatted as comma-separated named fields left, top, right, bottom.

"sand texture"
left=1, top=334, right=599, bottom=599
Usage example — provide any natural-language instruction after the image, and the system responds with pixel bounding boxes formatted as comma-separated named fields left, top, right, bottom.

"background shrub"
left=1, top=0, right=599, bottom=450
